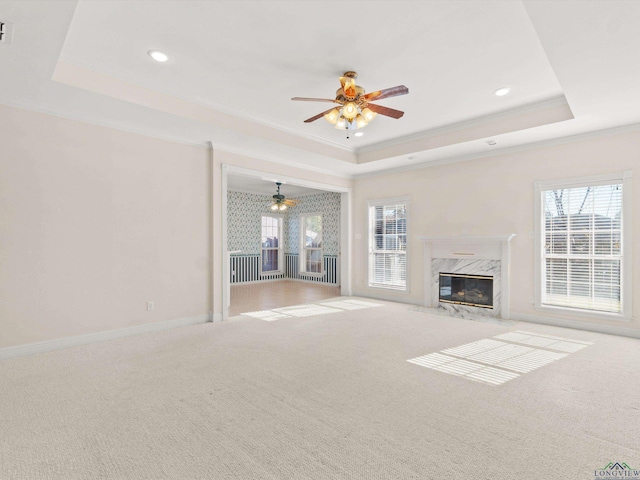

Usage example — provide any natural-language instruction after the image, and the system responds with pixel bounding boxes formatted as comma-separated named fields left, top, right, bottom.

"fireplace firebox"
left=439, top=273, right=493, bottom=309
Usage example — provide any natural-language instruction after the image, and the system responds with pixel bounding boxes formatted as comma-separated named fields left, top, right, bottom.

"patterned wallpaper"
left=227, top=190, right=341, bottom=256
left=285, top=192, right=340, bottom=255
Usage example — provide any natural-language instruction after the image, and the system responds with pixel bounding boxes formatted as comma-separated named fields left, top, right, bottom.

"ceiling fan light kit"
left=292, top=71, right=408, bottom=135
left=269, top=182, right=298, bottom=211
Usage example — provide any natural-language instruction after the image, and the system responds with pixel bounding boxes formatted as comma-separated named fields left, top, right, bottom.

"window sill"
left=534, top=304, right=631, bottom=322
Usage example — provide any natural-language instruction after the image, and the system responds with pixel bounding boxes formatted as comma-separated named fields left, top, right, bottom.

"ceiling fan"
left=292, top=71, right=409, bottom=133
left=269, top=182, right=298, bottom=211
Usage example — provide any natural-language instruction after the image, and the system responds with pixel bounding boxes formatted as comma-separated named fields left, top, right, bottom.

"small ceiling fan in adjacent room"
left=292, top=71, right=409, bottom=134
left=269, top=182, right=298, bottom=211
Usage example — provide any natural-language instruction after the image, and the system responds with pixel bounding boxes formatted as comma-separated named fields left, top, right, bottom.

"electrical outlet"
left=147, top=301, right=154, bottom=311
left=0, top=21, right=13, bottom=45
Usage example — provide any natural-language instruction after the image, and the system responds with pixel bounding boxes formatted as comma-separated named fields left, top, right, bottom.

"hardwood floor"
left=229, top=280, right=341, bottom=316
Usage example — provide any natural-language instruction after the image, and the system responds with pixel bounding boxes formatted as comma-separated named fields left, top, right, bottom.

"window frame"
left=300, top=212, right=324, bottom=277
left=367, top=196, right=410, bottom=293
left=260, top=214, right=284, bottom=276
left=534, top=171, right=632, bottom=320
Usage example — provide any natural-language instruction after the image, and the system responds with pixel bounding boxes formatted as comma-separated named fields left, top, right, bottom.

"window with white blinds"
left=368, top=199, right=408, bottom=291
left=538, top=175, right=629, bottom=315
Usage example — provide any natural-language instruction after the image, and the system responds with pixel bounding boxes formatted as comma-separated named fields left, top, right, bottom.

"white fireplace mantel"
left=419, top=234, right=516, bottom=319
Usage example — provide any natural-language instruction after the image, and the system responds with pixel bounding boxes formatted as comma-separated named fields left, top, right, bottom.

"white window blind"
left=541, top=182, right=623, bottom=313
left=368, top=201, right=407, bottom=290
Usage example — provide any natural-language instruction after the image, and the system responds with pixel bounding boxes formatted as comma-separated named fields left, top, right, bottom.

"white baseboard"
left=351, top=290, right=423, bottom=306
left=0, top=314, right=210, bottom=361
left=511, top=312, right=640, bottom=339
left=288, top=277, right=340, bottom=286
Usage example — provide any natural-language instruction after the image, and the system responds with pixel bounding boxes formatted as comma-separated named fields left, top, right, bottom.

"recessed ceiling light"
left=494, top=87, right=511, bottom=97
left=487, top=140, right=497, bottom=146
left=148, top=50, right=169, bottom=63
left=354, top=132, right=364, bottom=137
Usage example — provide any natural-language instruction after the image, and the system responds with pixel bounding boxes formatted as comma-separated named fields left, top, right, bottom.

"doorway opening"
left=222, top=165, right=351, bottom=319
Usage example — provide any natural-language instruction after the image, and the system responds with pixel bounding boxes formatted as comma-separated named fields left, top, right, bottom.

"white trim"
left=224, top=165, right=352, bottom=194
left=0, top=314, right=210, bottom=361
left=511, top=313, right=640, bottom=340
left=287, top=277, right=335, bottom=285
left=221, top=162, right=229, bottom=320
left=209, top=145, right=216, bottom=324
left=534, top=179, right=543, bottom=314
left=533, top=305, right=631, bottom=322
left=351, top=290, right=422, bottom=305
left=534, top=170, right=632, bottom=189
left=357, top=95, right=570, bottom=155
left=353, top=123, right=640, bottom=181
left=229, top=277, right=287, bottom=286
left=367, top=195, right=412, bottom=208
left=622, top=171, right=633, bottom=318
left=340, top=192, right=351, bottom=296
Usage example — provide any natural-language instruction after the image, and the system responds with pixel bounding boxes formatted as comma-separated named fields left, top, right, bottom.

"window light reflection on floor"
left=242, top=299, right=384, bottom=321
left=408, top=330, right=592, bottom=386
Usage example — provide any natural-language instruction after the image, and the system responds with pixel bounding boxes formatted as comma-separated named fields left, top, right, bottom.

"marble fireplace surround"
left=419, top=235, right=516, bottom=320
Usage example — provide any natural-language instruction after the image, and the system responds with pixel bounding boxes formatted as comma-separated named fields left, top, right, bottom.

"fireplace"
left=439, top=273, right=493, bottom=309
left=419, top=234, right=516, bottom=319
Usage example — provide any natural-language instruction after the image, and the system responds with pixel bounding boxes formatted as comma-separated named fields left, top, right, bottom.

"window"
left=535, top=172, right=632, bottom=317
left=368, top=198, right=408, bottom=291
left=261, top=215, right=283, bottom=275
left=301, top=213, right=323, bottom=274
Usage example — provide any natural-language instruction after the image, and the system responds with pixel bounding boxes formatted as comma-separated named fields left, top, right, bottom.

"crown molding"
left=354, top=95, right=570, bottom=156
left=353, top=121, right=640, bottom=180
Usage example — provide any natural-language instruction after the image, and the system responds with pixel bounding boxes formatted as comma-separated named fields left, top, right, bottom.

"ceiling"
left=226, top=175, right=327, bottom=197
left=2, top=0, right=640, bottom=187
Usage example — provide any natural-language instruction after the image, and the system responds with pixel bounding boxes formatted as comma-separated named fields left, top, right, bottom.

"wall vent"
left=0, top=22, right=13, bottom=44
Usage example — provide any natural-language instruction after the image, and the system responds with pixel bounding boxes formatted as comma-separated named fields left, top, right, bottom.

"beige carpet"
left=1, top=298, right=639, bottom=479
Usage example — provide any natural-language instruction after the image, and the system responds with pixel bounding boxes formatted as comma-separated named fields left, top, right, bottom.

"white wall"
left=0, top=104, right=211, bottom=348
left=0, top=105, right=353, bottom=348
left=352, top=130, right=640, bottom=332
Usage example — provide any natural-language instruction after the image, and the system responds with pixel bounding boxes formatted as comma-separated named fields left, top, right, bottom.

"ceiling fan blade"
left=364, top=85, right=409, bottom=102
left=304, top=107, right=339, bottom=123
left=366, top=103, right=405, bottom=119
left=292, top=97, right=340, bottom=103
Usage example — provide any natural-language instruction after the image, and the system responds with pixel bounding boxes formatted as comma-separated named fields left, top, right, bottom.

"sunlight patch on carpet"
left=242, top=299, right=384, bottom=321
left=321, top=300, right=384, bottom=310
left=408, top=353, right=520, bottom=385
left=409, top=330, right=592, bottom=386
